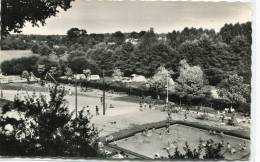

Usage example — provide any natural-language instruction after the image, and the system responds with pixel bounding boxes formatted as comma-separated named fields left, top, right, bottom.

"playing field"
left=0, top=50, right=36, bottom=64
left=115, top=124, right=250, bottom=160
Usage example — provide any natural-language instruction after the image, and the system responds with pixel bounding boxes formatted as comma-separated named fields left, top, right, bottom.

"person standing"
left=221, top=114, right=225, bottom=123
left=68, top=88, right=72, bottom=96
left=100, top=97, right=103, bottom=104
left=86, top=105, right=90, bottom=114
left=184, top=111, right=188, bottom=120
left=0, top=89, right=3, bottom=98
left=96, top=105, right=99, bottom=115
left=226, top=142, right=231, bottom=152
left=32, top=89, right=36, bottom=98
left=149, top=103, right=152, bottom=109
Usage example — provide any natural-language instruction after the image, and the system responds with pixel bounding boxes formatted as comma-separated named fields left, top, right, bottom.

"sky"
left=21, top=0, right=252, bottom=35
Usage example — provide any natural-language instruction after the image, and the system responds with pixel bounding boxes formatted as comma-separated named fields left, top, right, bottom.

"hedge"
left=56, top=77, right=250, bottom=113
left=0, top=98, right=12, bottom=108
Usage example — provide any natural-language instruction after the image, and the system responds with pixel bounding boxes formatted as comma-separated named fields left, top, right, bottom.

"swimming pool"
left=113, top=124, right=250, bottom=160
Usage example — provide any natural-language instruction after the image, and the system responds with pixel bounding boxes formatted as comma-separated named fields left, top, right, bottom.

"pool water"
left=115, top=124, right=250, bottom=160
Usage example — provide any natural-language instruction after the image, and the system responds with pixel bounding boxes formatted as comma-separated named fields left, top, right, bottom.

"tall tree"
left=218, top=73, right=250, bottom=108
left=111, top=31, right=125, bottom=45
left=175, top=60, right=206, bottom=104
left=88, top=43, right=115, bottom=75
left=31, top=44, right=40, bottom=54
left=113, top=42, right=135, bottom=76
left=148, top=66, right=175, bottom=95
left=67, top=28, right=87, bottom=40
left=39, top=44, right=52, bottom=56
left=54, top=46, right=67, bottom=57
left=112, top=68, right=124, bottom=81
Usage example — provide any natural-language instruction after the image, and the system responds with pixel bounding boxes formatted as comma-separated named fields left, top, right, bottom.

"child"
left=227, top=142, right=231, bottom=152
left=154, top=153, right=160, bottom=159
left=166, top=125, right=170, bottom=134
left=159, top=132, right=162, bottom=139
left=240, top=142, right=247, bottom=151
left=231, top=147, right=236, bottom=154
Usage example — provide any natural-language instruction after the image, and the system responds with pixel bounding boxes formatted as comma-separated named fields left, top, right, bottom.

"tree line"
left=1, top=22, right=251, bottom=87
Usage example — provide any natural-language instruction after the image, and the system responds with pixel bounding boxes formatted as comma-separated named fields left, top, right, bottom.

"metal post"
left=75, top=77, right=78, bottom=119
left=103, top=70, right=106, bottom=115
left=0, top=89, right=3, bottom=98
left=166, top=72, right=169, bottom=104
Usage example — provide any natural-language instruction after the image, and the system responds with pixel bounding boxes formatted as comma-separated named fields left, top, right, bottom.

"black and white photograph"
left=0, top=0, right=254, bottom=161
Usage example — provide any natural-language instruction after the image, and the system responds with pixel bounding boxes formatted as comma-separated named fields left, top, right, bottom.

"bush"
left=0, top=85, right=99, bottom=157
left=166, top=140, right=223, bottom=160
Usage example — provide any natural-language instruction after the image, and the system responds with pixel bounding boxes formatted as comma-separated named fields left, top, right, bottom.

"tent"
left=131, top=74, right=147, bottom=82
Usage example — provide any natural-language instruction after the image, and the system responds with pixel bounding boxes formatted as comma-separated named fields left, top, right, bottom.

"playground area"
left=114, top=124, right=250, bottom=160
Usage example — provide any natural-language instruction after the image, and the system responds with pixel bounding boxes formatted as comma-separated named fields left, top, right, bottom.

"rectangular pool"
left=115, top=124, right=250, bottom=160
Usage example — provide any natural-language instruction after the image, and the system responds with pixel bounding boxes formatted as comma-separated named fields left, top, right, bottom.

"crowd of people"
left=225, top=141, right=247, bottom=155
left=205, top=129, right=248, bottom=155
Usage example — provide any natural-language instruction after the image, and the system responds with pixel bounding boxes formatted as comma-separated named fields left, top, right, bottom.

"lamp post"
left=102, top=69, right=106, bottom=115
left=166, top=72, right=169, bottom=104
left=73, top=73, right=78, bottom=119
left=75, top=80, right=78, bottom=119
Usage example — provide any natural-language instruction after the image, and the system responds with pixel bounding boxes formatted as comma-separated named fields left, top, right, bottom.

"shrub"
left=0, top=85, right=99, bottom=157
left=166, top=140, right=223, bottom=160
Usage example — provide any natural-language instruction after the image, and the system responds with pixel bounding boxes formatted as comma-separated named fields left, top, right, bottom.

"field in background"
left=0, top=50, right=35, bottom=65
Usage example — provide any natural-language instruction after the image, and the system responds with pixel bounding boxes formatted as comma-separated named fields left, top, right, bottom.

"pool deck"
left=103, top=121, right=250, bottom=160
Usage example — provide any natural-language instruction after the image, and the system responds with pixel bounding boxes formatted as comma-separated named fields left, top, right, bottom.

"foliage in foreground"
left=0, top=85, right=99, bottom=157
left=163, top=140, right=224, bottom=160
left=1, top=0, right=75, bottom=36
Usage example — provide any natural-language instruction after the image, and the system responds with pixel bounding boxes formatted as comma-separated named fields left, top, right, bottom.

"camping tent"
left=131, top=74, right=147, bottom=82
